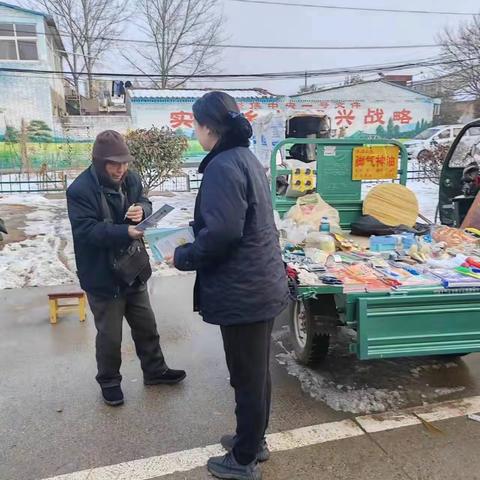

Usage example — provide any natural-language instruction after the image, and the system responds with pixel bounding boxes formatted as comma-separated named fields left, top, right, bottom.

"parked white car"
left=404, top=125, right=465, bottom=161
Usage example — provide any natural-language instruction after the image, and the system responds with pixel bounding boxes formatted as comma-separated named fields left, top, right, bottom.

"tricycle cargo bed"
left=297, top=287, right=480, bottom=361
left=353, top=292, right=480, bottom=360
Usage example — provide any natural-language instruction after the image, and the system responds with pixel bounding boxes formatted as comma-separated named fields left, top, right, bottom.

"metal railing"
left=0, top=171, right=67, bottom=193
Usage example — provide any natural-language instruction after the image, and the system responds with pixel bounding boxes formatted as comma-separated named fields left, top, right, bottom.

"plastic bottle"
left=320, top=216, right=330, bottom=233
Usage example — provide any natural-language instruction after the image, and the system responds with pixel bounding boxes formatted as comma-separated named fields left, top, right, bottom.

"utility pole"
left=304, top=71, right=308, bottom=90
left=20, top=118, right=30, bottom=173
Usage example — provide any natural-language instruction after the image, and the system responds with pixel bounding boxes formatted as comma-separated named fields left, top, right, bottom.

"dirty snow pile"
left=0, top=192, right=196, bottom=290
left=0, top=194, right=77, bottom=289
left=274, top=326, right=466, bottom=414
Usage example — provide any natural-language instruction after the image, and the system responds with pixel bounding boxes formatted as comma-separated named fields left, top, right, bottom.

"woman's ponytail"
left=228, top=111, right=253, bottom=142
left=193, top=92, right=253, bottom=145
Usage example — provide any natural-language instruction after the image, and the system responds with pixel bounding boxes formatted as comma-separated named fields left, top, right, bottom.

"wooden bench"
left=48, top=292, right=87, bottom=324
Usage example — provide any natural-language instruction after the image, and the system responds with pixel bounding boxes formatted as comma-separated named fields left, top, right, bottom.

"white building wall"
left=0, top=6, right=64, bottom=133
left=289, top=82, right=436, bottom=138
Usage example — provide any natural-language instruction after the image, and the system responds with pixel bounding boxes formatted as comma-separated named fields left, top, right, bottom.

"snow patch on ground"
left=0, top=235, right=77, bottom=289
left=0, top=191, right=196, bottom=290
left=150, top=192, right=196, bottom=228
left=276, top=351, right=404, bottom=414
left=274, top=326, right=466, bottom=414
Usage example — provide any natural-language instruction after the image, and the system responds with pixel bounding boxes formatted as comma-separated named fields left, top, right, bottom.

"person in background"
left=67, top=130, right=185, bottom=407
left=173, top=92, right=289, bottom=480
left=0, top=218, right=7, bottom=242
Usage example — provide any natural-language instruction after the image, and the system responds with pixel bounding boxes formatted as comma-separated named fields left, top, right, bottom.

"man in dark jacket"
left=67, top=130, right=185, bottom=406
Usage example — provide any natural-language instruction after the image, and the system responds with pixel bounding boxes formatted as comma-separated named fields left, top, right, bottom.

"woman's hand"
left=128, top=226, right=144, bottom=239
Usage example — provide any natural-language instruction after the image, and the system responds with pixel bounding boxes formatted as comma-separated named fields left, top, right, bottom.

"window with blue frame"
left=0, top=22, right=38, bottom=60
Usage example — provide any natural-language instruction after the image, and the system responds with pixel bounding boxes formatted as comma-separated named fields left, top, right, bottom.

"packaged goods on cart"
left=431, top=268, right=480, bottom=288
left=431, top=225, right=478, bottom=248
left=326, top=264, right=389, bottom=293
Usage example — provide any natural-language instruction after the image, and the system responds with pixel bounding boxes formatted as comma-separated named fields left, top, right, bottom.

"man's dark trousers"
left=220, top=319, right=274, bottom=465
left=87, top=285, right=166, bottom=387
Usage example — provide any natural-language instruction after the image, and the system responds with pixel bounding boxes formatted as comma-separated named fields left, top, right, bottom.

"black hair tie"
left=228, top=111, right=244, bottom=121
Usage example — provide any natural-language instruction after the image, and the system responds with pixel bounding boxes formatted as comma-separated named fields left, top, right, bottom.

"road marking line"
left=268, top=419, right=363, bottom=451
left=41, top=395, right=480, bottom=480
left=356, top=411, right=421, bottom=433
left=413, top=395, right=480, bottom=423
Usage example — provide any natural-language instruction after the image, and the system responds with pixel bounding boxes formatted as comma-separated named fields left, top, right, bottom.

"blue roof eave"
left=130, top=96, right=279, bottom=104
left=0, top=1, right=49, bottom=18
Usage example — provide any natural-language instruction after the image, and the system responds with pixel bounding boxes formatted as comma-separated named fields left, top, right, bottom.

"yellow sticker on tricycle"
left=352, top=146, right=399, bottom=180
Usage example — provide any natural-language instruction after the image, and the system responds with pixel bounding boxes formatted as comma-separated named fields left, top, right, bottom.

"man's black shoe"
left=220, top=435, right=270, bottom=462
left=207, top=452, right=261, bottom=480
left=101, top=385, right=124, bottom=406
left=144, top=369, right=186, bottom=385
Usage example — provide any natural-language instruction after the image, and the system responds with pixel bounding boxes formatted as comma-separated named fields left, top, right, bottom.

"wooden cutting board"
left=363, top=183, right=419, bottom=227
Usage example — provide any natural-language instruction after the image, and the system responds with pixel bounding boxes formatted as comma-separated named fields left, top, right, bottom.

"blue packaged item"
left=400, top=233, right=415, bottom=249
left=369, top=235, right=397, bottom=252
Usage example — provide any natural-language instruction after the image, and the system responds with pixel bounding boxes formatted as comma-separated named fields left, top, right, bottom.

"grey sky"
left=214, top=0, right=480, bottom=94
left=8, top=0, right=480, bottom=94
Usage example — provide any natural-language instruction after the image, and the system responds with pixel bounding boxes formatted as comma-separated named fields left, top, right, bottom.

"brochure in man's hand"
left=135, top=204, right=175, bottom=232
left=144, top=227, right=194, bottom=262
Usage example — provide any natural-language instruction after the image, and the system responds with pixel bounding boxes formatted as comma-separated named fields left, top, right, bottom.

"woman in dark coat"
left=174, top=91, right=289, bottom=480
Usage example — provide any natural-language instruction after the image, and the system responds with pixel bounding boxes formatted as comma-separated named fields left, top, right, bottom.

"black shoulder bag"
left=100, top=190, right=152, bottom=286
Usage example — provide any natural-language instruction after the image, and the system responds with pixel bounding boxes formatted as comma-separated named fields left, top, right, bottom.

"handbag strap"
left=99, top=189, right=114, bottom=224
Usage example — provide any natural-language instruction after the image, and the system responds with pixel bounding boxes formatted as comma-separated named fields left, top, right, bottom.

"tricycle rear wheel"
left=290, top=299, right=330, bottom=366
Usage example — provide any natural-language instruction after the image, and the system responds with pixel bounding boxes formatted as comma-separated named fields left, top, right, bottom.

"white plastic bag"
left=286, top=193, right=340, bottom=231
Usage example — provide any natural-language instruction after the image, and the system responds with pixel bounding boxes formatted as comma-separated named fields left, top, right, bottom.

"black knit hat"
left=92, top=130, right=134, bottom=164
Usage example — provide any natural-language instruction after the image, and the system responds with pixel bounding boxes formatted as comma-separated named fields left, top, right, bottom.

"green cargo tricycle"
left=271, top=138, right=480, bottom=366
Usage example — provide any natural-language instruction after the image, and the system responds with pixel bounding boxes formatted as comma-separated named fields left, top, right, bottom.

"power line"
left=228, top=0, right=477, bottom=16
left=0, top=55, right=474, bottom=80
left=0, top=26, right=445, bottom=51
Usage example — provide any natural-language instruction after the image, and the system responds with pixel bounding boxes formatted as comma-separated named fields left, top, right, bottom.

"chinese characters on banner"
left=364, top=108, right=385, bottom=125
left=352, top=146, right=399, bottom=180
left=170, top=111, right=194, bottom=129
left=335, top=109, right=355, bottom=126
left=168, top=101, right=279, bottom=130
left=168, top=102, right=415, bottom=134
left=393, top=109, right=413, bottom=124
left=283, top=102, right=413, bottom=129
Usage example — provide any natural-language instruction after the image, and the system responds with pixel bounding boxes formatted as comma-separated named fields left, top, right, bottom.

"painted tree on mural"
left=4, top=126, right=19, bottom=143
left=375, top=125, right=387, bottom=138
left=373, top=117, right=432, bottom=139
left=386, top=118, right=395, bottom=138
left=27, top=121, right=53, bottom=143
left=29, top=0, right=130, bottom=98
left=137, top=0, right=224, bottom=88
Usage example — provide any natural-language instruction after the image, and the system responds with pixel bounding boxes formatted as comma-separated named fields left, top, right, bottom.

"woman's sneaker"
left=220, top=434, right=270, bottom=462
left=207, top=452, right=261, bottom=480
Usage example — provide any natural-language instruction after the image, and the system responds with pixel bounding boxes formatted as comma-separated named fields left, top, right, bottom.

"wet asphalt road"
left=2, top=274, right=480, bottom=480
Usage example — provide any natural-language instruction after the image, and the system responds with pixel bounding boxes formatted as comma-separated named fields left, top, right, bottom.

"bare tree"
left=137, top=0, right=224, bottom=88
left=29, top=0, right=130, bottom=98
left=438, top=15, right=480, bottom=99
left=418, top=143, right=450, bottom=185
